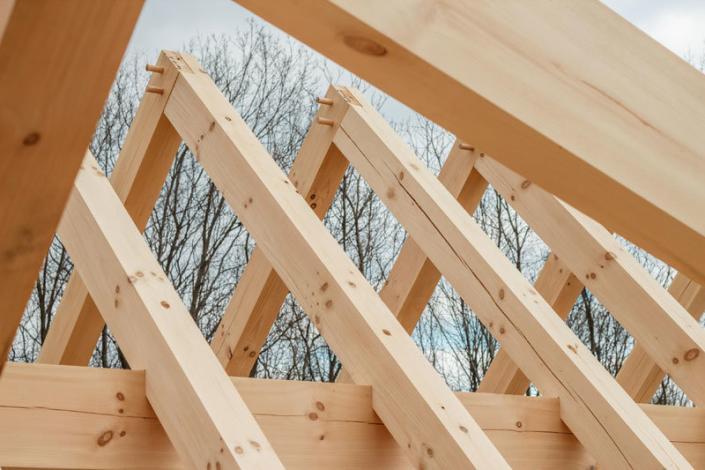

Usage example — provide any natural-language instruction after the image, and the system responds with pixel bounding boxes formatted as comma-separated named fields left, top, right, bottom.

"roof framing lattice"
left=1, top=2, right=705, bottom=469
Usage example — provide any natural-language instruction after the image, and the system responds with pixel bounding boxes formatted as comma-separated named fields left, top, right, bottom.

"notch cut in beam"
left=2, top=363, right=705, bottom=469
left=233, top=0, right=705, bottom=287
left=0, top=0, right=142, bottom=371
left=332, top=86, right=689, bottom=468
left=164, top=52, right=510, bottom=469
left=58, top=151, right=283, bottom=469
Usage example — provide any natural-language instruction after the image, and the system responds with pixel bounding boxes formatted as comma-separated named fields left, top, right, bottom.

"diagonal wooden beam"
left=164, top=52, right=510, bottom=469
left=364, top=142, right=700, bottom=399
left=385, top=146, right=702, bottom=400
left=221, top=137, right=487, bottom=382
left=38, top=51, right=183, bottom=366
left=3, top=363, right=705, bottom=469
left=335, top=143, right=582, bottom=388
left=478, top=254, right=582, bottom=395
left=335, top=142, right=487, bottom=384
left=332, top=86, right=689, bottom=467
left=0, top=0, right=142, bottom=371
left=233, top=0, right=705, bottom=288
left=215, top=105, right=484, bottom=381
left=58, top=151, right=284, bottom=469
left=618, top=273, right=705, bottom=402
left=474, top=155, right=705, bottom=406
left=211, top=93, right=349, bottom=376
left=376, top=144, right=487, bottom=333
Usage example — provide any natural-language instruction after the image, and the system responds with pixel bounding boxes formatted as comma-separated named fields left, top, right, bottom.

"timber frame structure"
left=1, top=1, right=705, bottom=469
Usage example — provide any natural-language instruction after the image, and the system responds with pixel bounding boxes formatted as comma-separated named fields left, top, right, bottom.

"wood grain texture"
left=479, top=254, right=582, bottom=395
left=337, top=141, right=485, bottom=384
left=164, top=52, right=509, bottom=469
left=233, top=0, right=705, bottom=287
left=2, top=363, right=705, bottom=469
left=617, top=273, right=705, bottom=402
left=58, top=151, right=284, bottom=469
left=0, top=0, right=143, bottom=371
left=333, top=86, right=689, bottom=468
left=39, top=51, right=182, bottom=367
left=211, top=87, right=349, bottom=376
left=474, top=154, right=705, bottom=407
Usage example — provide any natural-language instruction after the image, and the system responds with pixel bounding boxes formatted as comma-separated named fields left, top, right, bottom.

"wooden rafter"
left=58, top=151, right=283, bottom=468
left=337, top=135, right=705, bottom=403
left=617, top=273, right=705, bottom=402
left=0, top=0, right=142, bottom=370
left=233, top=0, right=705, bottom=288
left=473, top=155, right=705, bottom=405
left=336, top=141, right=488, bottom=383
left=39, top=51, right=183, bottom=366
left=334, top=143, right=581, bottom=389
left=372, top=143, right=487, bottom=332
left=2, top=363, right=705, bottom=469
left=163, top=52, right=510, bottom=469
left=213, top=116, right=482, bottom=380
left=211, top=91, right=349, bottom=376
left=478, top=254, right=582, bottom=395
left=331, top=86, right=689, bottom=467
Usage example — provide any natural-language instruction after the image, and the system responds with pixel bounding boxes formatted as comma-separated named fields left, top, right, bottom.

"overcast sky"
left=128, top=0, right=705, bottom=59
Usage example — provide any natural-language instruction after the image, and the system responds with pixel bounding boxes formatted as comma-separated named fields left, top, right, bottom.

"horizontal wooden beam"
left=0, top=0, right=142, bottom=370
left=1, top=363, right=705, bottom=469
left=332, top=86, right=689, bottom=467
left=39, top=51, right=183, bottom=367
left=233, top=0, right=705, bottom=287
left=164, top=52, right=509, bottom=469
left=58, top=151, right=283, bottom=469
